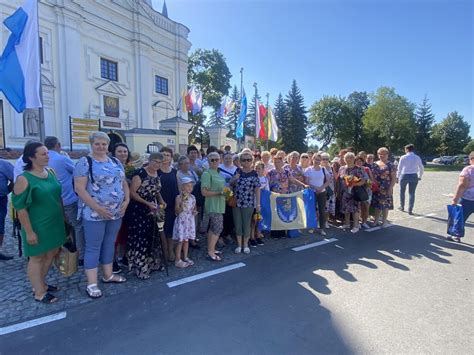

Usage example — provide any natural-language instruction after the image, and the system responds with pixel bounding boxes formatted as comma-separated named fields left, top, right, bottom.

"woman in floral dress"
left=126, top=153, right=166, bottom=280
left=339, top=152, right=367, bottom=233
left=371, top=147, right=397, bottom=227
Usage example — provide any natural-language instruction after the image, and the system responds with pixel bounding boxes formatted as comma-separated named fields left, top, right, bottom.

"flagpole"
left=253, top=82, right=257, bottom=151
left=265, top=92, right=269, bottom=150
left=238, top=67, right=243, bottom=151
left=37, top=0, right=45, bottom=142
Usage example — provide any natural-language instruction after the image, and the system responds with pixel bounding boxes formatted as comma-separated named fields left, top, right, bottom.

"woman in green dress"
left=13, top=142, right=66, bottom=304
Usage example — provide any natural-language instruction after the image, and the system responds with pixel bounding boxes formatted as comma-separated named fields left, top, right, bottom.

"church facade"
left=0, top=0, right=191, bottom=152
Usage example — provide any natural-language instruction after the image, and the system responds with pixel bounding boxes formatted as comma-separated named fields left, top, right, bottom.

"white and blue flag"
left=0, top=0, right=42, bottom=113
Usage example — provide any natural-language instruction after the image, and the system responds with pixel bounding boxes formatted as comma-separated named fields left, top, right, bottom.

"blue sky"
left=153, top=0, right=473, bottom=136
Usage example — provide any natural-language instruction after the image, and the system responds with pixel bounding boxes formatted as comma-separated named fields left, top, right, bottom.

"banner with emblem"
left=260, top=189, right=317, bottom=231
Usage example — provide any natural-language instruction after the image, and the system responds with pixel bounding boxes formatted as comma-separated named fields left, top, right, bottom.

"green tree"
left=283, top=80, right=307, bottom=152
left=187, top=49, right=232, bottom=142
left=414, top=95, right=436, bottom=155
left=432, top=111, right=471, bottom=155
left=308, top=95, right=351, bottom=150
left=363, top=87, right=416, bottom=153
left=273, top=93, right=286, bottom=149
left=463, top=140, right=474, bottom=154
left=346, top=91, right=370, bottom=151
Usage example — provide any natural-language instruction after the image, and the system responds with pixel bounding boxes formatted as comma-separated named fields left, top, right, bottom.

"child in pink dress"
left=173, top=177, right=197, bottom=268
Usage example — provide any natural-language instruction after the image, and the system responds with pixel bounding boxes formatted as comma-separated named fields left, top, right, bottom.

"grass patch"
left=424, top=164, right=465, bottom=172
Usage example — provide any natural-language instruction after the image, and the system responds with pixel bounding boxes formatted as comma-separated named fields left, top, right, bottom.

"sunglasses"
left=209, top=158, right=220, bottom=162
left=241, top=158, right=252, bottom=162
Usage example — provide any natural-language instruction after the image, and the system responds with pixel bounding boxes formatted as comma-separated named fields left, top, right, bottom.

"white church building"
left=0, top=0, right=195, bottom=154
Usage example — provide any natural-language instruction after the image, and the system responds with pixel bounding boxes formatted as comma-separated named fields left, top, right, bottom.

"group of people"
left=0, top=134, right=472, bottom=304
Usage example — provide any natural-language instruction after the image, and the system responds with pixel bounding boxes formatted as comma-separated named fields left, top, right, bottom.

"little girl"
left=173, top=177, right=198, bottom=268
left=250, top=162, right=269, bottom=246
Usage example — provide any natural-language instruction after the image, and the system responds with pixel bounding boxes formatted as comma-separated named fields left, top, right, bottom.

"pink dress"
left=172, top=194, right=196, bottom=242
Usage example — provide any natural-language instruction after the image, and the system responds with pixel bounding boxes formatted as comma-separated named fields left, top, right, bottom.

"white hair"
left=89, top=131, right=110, bottom=144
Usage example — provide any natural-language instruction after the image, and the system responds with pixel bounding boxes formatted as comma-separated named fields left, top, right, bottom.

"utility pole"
left=237, top=67, right=243, bottom=151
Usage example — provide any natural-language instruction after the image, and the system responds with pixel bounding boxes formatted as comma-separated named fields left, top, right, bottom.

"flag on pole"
left=180, top=89, right=187, bottom=113
left=266, top=106, right=279, bottom=142
left=236, top=90, right=247, bottom=139
left=185, top=87, right=193, bottom=112
left=258, top=103, right=267, bottom=139
left=217, top=96, right=226, bottom=118
left=0, top=0, right=42, bottom=113
left=225, top=99, right=235, bottom=115
left=192, top=90, right=202, bottom=115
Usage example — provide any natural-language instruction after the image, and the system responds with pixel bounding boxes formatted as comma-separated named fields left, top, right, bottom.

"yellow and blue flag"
left=260, top=189, right=317, bottom=231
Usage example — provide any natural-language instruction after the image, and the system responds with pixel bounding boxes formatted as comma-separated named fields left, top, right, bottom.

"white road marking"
left=442, top=193, right=454, bottom=197
left=167, top=262, right=246, bottom=288
left=0, top=312, right=66, bottom=336
left=364, top=224, right=395, bottom=232
left=292, top=238, right=338, bottom=252
left=414, top=213, right=436, bottom=220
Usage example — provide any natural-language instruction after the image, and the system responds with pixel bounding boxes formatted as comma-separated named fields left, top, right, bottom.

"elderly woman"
left=74, top=132, right=129, bottom=298
left=13, top=142, right=66, bottom=303
left=285, top=151, right=305, bottom=193
left=177, top=155, right=199, bottom=187
left=304, top=153, right=330, bottom=235
left=356, top=156, right=376, bottom=229
left=320, top=152, right=336, bottom=227
left=158, top=147, right=180, bottom=262
left=371, top=147, right=397, bottom=228
left=230, top=151, right=260, bottom=254
left=126, top=153, right=166, bottom=279
left=339, top=152, right=367, bottom=233
left=201, top=152, right=226, bottom=261
left=299, top=153, right=311, bottom=170
left=219, top=152, right=237, bottom=244
left=450, top=151, right=474, bottom=241
left=261, top=151, right=274, bottom=173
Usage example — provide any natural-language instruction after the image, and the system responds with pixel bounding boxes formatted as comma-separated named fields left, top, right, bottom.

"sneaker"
left=320, top=230, right=327, bottom=236
left=308, top=229, right=315, bottom=234
left=112, top=260, right=122, bottom=274
left=350, top=227, right=360, bottom=234
left=249, top=239, right=258, bottom=248
left=340, top=224, right=350, bottom=230
left=243, top=247, right=251, bottom=254
left=234, top=247, right=242, bottom=254
left=382, top=221, right=389, bottom=228
left=361, top=223, right=370, bottom=229
left=398, top=206, right=404, bottom=212
left=256, top=238, right=264, bottom=246
left=324, top=223, right=330, bottom=229
left=408, top=210, right=413, bottom=215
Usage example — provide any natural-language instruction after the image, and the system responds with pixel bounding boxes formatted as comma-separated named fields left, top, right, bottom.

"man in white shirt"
left=397, top=144, right=424, bottom=214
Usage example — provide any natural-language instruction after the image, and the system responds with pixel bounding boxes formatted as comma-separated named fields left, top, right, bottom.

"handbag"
left=54, top=223, right=78, bottom=277
left=447, top=204, right=464, bottom=238
left=352, top=185, right=369, bottom=202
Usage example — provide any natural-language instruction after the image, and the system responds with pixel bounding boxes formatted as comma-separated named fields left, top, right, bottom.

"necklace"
left=31, top=169, right=48, bottom=178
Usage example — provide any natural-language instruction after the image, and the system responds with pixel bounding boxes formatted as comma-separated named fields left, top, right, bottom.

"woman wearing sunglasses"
left=230, top=152, right=261, bottom=254
left=201, top=152, right=226, bottom=261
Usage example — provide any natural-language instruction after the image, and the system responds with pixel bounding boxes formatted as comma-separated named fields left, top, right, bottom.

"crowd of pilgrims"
left=7, top=132, right=399, bottom=303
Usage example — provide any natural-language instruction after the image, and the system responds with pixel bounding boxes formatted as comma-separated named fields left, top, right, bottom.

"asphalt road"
left=0, top=171, right=473, bottom=354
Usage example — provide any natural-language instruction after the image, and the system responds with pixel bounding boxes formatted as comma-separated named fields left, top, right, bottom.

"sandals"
left=175, top=260, right=189, bottom=268
left=102, top=274, right=127, bottom=283
left=32, top=284, right=60, bottom=295
left=206, top=254, right=222, bottom=262
left=183, top=258, right=194, bottom=266
left=35, top=292, right=58, bottom=304
left=86, top=284, right=102, bottom=299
